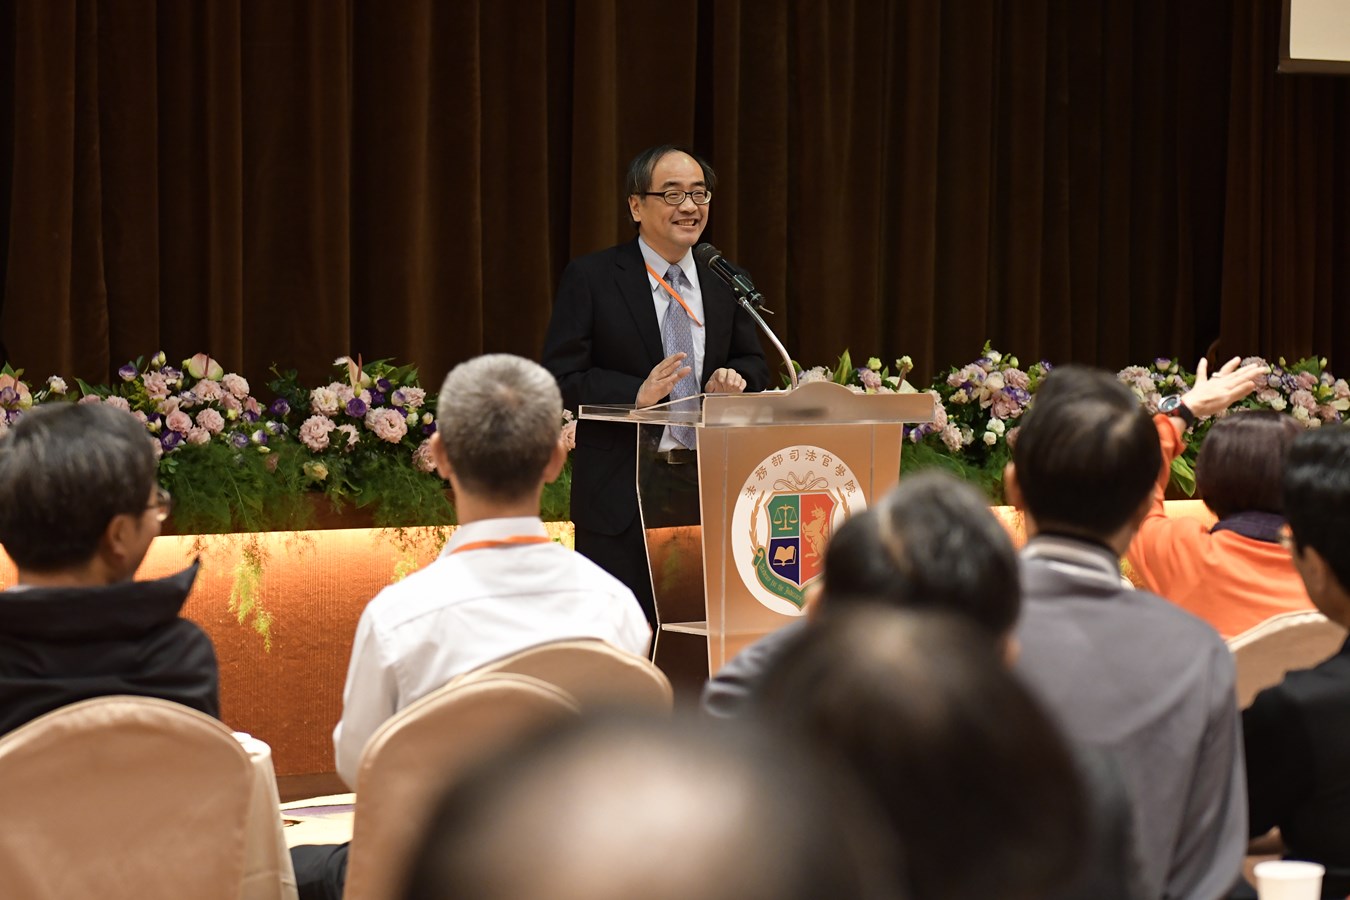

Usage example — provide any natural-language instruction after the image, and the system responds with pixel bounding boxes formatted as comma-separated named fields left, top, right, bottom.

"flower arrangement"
left=268, top=356, right=454, bottom=529
left=794, top=345, right=1344, bottom=502
left=794, top=350, right=917, bottom=394
left=895, top=343, right=1051, bottom=500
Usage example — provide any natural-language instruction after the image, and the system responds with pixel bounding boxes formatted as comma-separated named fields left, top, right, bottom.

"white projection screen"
left=1281, top=0, right=1350, bottom=73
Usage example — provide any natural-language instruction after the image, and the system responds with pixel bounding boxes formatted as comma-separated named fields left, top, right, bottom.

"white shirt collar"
left=441, top=516, right=549, bottom=557
left=637, top=237, right=696, bottom=290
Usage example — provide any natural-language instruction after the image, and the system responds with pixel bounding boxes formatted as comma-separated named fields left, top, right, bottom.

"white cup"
left=1254, top=860, right=1325, bottom=900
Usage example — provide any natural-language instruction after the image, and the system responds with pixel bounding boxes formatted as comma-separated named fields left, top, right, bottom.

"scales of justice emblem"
left=730, top=445, right=865, bottom=616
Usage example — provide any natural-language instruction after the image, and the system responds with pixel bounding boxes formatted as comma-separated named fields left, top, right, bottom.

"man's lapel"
left=615, top=240, right=664, bottom=367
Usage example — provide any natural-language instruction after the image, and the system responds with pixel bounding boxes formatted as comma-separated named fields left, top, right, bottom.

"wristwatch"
left=1158, top=394, right=1197, bottom=429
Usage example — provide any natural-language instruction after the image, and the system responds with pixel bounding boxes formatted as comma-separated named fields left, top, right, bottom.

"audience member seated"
left=0, top=403, right=217, bottom=737
left=1006, top=365, right=1247, bottom=900
left=401, top=714, right=906, bottom=900
left=701, top=470, right=1020, bottom=718
left=757, top=606, right=1088, bottom=900
left=292, top=354, right=650, bottom=900
left=1240, top=424, right=1350, bottom=898
left=1127, top=356, right=1311, bottom=638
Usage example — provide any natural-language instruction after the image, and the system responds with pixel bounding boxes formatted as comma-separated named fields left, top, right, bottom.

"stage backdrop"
left=0, top=0, right=1347, bottom=389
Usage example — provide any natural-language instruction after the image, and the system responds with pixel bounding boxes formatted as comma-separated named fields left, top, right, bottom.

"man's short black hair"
left=1012, top=365, right=1160, bottom=540
left=1284, top=424, right=1350, bottom=591
left=0, top=403, right=157, bottom=571
left=821, top=471, right=1019, bottom=639
left=758, top=607, right=1086, bottom=900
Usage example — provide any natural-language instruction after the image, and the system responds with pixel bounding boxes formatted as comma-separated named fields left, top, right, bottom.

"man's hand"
left=1181, top=356, right=1268, bottom=419
left=705, top=367, right=747, bottom=394
left=636, top=352, right=692, bottom=407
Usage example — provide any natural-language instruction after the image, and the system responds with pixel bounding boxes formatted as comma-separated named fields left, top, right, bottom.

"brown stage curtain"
left=0, top=0, right=1346, bottom=389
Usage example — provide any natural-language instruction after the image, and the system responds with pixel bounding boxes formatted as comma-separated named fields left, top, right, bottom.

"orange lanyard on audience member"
left=449, top=536, right=552, bottom=554
left=645, top=264, right=703, bottom=328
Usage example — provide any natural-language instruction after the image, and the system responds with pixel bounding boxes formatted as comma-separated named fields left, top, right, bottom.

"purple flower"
left=376, top=378, right=392, bottom=392
left=230, top=432, right=249, bottom=449
left=346, top=397, right=368, bottom=418
left=160, top=431, right=182, bottom=452
left=269, top=398, right=290, bottom=416
left=369, top=391, right=386, bottom=406
left=250, top=429, right=268, bottom=446
left=162, top=366, right=183, bottom=384
left=265, top=420, right=286, bottom=435
left=243, top=410, right=260, bottom=423
left=0, top=386, right=16, bottom=406
left=118, top=364, right=138, bottom=382
left=422, top=422, right=437, bottom=435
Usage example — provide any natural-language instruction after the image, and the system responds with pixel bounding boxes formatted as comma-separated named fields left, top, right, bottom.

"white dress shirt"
left=331, top=516, right=651, bottom=787
left=638, top=237, right=706, bottom=452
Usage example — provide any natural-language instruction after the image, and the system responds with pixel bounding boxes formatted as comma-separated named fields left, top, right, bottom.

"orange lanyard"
left=449, top=536, right=552, bottom=554
left=645, top=263, right=704, bottom=328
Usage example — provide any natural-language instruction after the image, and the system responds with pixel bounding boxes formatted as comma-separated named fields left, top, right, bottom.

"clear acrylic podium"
left=580, top=382, right=935, bottom=677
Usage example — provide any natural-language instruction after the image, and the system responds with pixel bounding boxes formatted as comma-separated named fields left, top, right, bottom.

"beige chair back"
left=1229, top=610, right=1348, bottom=708
left=455, top=638, right=674, bottom=711
left=0, top=695, right=256, bottom=900
left=343, top=673, right=580, bottom=900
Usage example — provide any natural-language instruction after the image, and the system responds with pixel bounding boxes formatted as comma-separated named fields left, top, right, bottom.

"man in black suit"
left=542, top=145, right=769, bottom=627
left=1241, top=424, right=1350, bottom=898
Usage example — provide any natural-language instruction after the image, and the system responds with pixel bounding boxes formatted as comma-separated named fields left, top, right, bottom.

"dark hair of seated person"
left=1284, top=424, right=1350, bottom=592
left=756, top=606, right=1087, bottom=900
left=1194, top=410, right=1303, bottom=520
left=1012, top=365, right=1160, bottom=541
left=820, top=470, right=1020, bottom=639
left=0, top=403, right=157, bottom=572
left=400, top=714, right=907, bottom=900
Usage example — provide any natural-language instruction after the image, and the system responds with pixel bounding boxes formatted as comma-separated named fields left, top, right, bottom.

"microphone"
left=694, top=243, right=764, bottom=309
left=692, top=243, right=798, bottom=390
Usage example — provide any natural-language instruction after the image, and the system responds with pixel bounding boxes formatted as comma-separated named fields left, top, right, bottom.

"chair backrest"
left=0, top=695, right=256, bottom=900
left=343, top=673, right=580, bottom=900
left=1229, top=610, right=1348, bottom=708
left=454, top=638, right=674, bottom=711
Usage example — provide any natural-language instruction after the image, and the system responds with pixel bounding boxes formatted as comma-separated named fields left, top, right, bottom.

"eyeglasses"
left=147, top=486, right=174, bottom=523
left=641, top=189, right=712, bottom=206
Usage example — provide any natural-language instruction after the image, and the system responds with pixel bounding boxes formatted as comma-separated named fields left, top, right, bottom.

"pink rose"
left=244, top=396, right=260, bottom=417
left=310, top=387, right=340, bottom=416
left=336, top=423, right=360, bottom=450
left=412, top=438, right=437, bottom=472
left=103, top=396, right=131, bottom=412
left=142, top=372, right=170, bottom=400
left=165, top=410, right=192, bottom=434
left=299, top=415, right=336, bottom=451
left=221, top=373, right=250, bottom=399
left=1004, top=368, right=1030, bottom=391
left=196, top=408, right=226, bottom=434
left=78, top=394, right=102, bottom=405
left=158, top=395, right=181, bottom=416
left=221, top=394, right=242, bottom=414
left=364, top=407, right=409, bottom=443
left=560, top=420, right=577, bottom=451
left=1296, top=372, right=1318, bottom=391
left=186, top=426, right=211, bottom=445
left=1291, top=389, right=1317, bottom=413
left=194, top=380, right=223, bottom=403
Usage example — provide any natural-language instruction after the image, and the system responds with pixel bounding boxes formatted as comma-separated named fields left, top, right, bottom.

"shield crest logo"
left=763, top=490, right=836, bottom=596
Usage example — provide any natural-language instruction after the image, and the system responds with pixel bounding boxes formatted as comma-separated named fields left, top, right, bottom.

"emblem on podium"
left=731, top=445, right=864, bottom=616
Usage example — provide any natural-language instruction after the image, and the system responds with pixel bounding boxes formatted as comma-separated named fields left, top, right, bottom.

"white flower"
left=988, top=417, right=1006, bottom=435
left=1292, top=405, right=1310, bottom=423
left=1269, top=396, right=1288, bottom=412
left=46, top=376, right=68, bottom=395
left=982, top=430, right=998, bottom=446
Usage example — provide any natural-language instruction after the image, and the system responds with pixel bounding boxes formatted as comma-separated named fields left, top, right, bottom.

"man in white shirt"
left=294, top=353, right=650, bottom=900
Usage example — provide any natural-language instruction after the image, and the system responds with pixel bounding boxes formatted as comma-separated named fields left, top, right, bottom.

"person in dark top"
left=1242, top=424, right=1350, bottom=898
left=0, top=403, right=218, bottom=737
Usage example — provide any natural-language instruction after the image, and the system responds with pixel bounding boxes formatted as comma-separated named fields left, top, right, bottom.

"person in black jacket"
left=1241, top=424, right=1350, bottom=898
left=542, top=144, right=769, bottom=627
left=0, top=403, right=218, bottom=737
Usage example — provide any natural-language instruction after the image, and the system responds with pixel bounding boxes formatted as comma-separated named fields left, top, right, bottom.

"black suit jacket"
left=542, top=238, right=770, bottom=535
left=1244, top=637, right=1350, bottom=897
